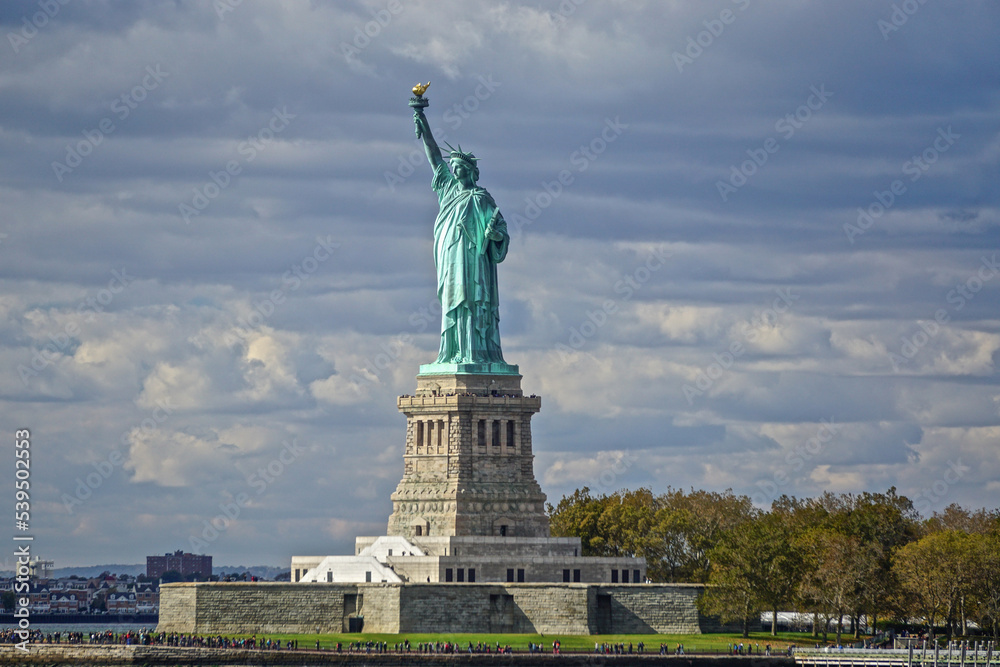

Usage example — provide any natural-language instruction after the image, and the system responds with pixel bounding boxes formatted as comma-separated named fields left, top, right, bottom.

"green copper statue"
left=409, top=83, right=517, bottom=375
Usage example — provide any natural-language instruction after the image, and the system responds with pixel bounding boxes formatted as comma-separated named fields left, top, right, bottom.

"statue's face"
left=453, top=160, right=476, bottom=186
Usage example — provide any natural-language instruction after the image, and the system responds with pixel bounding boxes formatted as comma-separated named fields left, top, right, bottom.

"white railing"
left=795, top=642, right=1000, bottom=667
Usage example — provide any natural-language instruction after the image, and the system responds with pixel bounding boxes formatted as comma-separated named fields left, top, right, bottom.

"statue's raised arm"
left=410, top=82, right=444, bottom=170
left=413, top=108, right=444, bottom=170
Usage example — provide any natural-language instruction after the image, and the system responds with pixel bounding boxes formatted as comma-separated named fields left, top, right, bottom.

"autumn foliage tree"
left=548, top=486, right=755, bottom=583
left=550, top=485, right=999, bottom=638
left=699, top=511, right=804, bottom=637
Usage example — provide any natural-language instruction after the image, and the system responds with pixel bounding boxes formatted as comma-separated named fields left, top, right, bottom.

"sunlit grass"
left=243, top=631, right=829, bottom=653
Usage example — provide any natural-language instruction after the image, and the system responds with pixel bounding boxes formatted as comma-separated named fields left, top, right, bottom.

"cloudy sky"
left=2, top=0, right=998, bottom=568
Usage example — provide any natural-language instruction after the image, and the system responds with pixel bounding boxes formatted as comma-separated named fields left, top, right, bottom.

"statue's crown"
left=443, top=142, right=479, bottom=168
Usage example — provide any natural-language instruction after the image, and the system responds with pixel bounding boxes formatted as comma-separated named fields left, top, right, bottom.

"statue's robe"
left=431, top=161, right=509, bottom=364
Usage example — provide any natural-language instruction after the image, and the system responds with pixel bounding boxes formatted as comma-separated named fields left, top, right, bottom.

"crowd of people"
left=1, top=629, right=49, bottom=644
left=1, top=631, right=525, bottom=654
left=1, top=628, right=296, bottom=650
left=1, top=629, right=94, bottom=644
left=596, top=641, right=648, bottom=654
left=412, top=641, right=515, bottom=654
left=729, top=642, right=773, bottom=655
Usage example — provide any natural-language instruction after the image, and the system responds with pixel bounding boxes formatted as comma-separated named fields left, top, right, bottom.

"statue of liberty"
left=409, top=84, right=516, bottom=374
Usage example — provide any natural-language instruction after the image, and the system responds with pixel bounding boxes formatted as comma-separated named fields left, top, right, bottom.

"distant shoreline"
left=0, top=613, right=157, bottom=625
left=1, top=645, right=796, bottom=666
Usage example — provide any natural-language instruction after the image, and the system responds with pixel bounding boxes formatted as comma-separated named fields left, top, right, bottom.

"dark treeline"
left=548, top=487, right=1000, bottom=641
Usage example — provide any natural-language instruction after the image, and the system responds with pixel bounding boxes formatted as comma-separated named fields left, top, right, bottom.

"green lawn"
left=249, top=631, right=829, bottom=653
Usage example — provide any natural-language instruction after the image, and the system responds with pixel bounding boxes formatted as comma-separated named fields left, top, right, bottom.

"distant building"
left=0, top=576, right=160, bottom=615
left=135, top=583, right=160, bottom=612
left=28, top=583, right=51, bottom=613
left=106, top=590, right=136, bottom=614
left=27, top=557, right=54, bottom=579
left=103, top=583, right=159, bottom=614
left=147, top=550, right=212, bottom=579
left=50, top=591, right=86, bottom=613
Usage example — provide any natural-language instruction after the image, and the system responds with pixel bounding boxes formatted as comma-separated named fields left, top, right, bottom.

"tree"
left=836, top=488, right=920, bottom=557
left=551, top=483, right=1000, bottom=638
left=894, top=530, right=975, bottom=638
left=594, top=488, right=661, bottom=560
left=926, top=504, right=1000, bottom=535
left=965, top=530, right=1000, bottom=638
left=160, top=570, right=184, bottom=584
left=754, top=512, right=806, bottom=635
left=550, top=486, right=755, bottom=583
left=699, top=512, right=804, bottom=636
left=923, top=506, right=1000, bottom=634
left=698, top=572, right=759, bottom=638
left=797, top=529, right=880, bottom=644
left=664, top=488, right=755, bottom=583
left=779, top=487, right=920, bottom=634
left=649, top=505, right=694, bottom=582
left=550, top=487, right=668, bottom=574
left=549, top=487, right=611, bottom=555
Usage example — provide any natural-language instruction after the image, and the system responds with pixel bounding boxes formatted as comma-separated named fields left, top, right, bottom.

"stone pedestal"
left=292, top=372, right=647, bottom=587
left=387, top=373, right=549, bottom=539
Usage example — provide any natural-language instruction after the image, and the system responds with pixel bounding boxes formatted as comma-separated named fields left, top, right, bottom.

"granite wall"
left=158, top=582, right=716, bottom=635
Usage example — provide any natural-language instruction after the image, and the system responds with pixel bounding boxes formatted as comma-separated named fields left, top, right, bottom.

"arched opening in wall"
left=411, top=518, right=430, bottom=537
left=493, top=517, right=516, bottom=537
